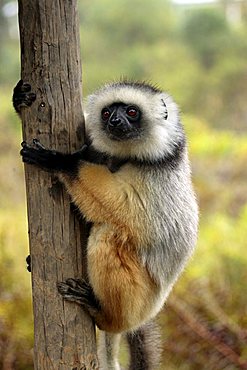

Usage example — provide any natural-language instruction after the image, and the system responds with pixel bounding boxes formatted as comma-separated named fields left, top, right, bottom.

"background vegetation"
left=0, top=0, right=247, bottom=368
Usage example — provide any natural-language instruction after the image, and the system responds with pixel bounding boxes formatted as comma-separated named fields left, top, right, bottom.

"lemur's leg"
left=58, top=280, right=123, bottom=370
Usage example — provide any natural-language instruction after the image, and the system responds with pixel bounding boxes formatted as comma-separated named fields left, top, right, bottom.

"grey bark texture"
left=17, top=1, right=99, bottom=369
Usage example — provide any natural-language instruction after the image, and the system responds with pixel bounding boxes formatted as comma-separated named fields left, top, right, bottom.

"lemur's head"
left=85, top=81, right=185, bottom=162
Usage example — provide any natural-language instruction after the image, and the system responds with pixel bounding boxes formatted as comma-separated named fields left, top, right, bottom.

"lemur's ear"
left=161, top=98, right=168, bottom=120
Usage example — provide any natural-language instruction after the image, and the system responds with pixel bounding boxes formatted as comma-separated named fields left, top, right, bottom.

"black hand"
left=13, top=80, right=36, bottom=114
left=20, top=139, right=88, bottom=173
left=20, top=139, right=63, bottom=171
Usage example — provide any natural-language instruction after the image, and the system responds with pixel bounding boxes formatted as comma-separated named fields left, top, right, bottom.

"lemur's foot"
left=13, top=80, right=36, bottom=113
left=26, top=255, right=31, bottom=272
left=57, top=278, right=100, bottom=314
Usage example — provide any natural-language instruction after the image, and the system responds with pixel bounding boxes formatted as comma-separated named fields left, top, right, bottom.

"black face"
left=101, top=103, right=142, bottom=141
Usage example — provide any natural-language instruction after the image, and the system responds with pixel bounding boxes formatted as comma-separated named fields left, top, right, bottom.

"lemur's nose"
left=109, top=117, right=122, bottom=126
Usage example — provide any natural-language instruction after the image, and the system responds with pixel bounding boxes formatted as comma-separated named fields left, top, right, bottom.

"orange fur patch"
left=87, top=225, right=157, bottom=332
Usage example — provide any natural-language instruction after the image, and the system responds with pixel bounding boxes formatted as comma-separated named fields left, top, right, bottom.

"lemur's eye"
left=101, top=108, right=111, bottom=121
left=126, top=106, right=138, bottom=118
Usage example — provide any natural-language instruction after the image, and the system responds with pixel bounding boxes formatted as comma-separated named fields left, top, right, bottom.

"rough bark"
left=17, top=1, right=99, bottom=369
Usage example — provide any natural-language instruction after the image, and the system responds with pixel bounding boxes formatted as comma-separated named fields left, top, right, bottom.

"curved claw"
left=33, top=138, right=46, bottom=150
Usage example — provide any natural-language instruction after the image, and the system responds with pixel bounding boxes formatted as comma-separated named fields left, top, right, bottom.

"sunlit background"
left=0, top=0, right=247, bottom=369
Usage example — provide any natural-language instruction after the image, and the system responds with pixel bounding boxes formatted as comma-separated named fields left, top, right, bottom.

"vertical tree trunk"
left=17, top=1, right=99, bottom=369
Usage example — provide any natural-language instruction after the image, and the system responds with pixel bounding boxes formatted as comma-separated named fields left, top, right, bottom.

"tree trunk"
left=17, top=1, right=99, bottom=369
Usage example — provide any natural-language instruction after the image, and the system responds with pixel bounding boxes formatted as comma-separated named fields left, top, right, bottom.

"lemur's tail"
left=98, top=320, right=162, bottom=370
left=127, top=320, right=162, bottom=370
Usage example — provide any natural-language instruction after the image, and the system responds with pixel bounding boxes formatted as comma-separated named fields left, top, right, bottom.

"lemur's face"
left=100, top=102, right=142, bottom=141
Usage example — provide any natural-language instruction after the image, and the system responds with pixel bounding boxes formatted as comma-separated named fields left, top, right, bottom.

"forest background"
left=0, top=0, right=247, bottom=369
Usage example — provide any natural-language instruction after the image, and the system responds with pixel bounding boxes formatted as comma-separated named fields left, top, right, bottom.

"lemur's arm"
left=21, top=139, right=126, bottom=174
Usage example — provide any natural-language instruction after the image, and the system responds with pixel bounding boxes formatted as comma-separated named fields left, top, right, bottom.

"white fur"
left=85, top=83, right=183, bottom=161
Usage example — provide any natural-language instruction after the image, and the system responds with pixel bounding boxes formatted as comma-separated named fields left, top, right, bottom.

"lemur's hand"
left=13, top=80, right=36, bottom=114
left=20, top=139, right=60, bottom=170
left=21, top=139, right=88, bottom=173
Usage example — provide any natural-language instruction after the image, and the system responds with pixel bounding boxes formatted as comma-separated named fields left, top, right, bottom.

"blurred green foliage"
left=0, top=0, right=247, bottom=368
